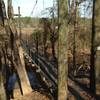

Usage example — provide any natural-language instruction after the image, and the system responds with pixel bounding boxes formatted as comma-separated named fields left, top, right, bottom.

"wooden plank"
left=16, top=43, right=32, bottom=95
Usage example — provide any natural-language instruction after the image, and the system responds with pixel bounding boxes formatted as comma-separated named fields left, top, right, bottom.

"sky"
left=78, top=0, right=92, bottom=18
left=4, top=0, right=54, bottom=17
left=4, top=0, right=92, bottom=18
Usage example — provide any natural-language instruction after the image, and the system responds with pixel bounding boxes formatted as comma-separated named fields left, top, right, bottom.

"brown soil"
left=12, top=89, right=50, bottom=100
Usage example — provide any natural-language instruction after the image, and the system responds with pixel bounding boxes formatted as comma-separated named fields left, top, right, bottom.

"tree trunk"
left=90, top=0, right=96, bottom=95
left=36, top=34, right=39, bottom=54
left=0, top=51, right=6, bottom=100
left=0, top=72, right=6, bottom=100
left=58, top=0, right=68, bottom=100
left=95, top=0, right=100, bottom=94
left=43, top=19, right=48, bottom=57
left=51, top=40, right=56, bottom=59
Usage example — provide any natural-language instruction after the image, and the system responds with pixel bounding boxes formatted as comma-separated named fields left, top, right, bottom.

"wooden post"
left=7, top=0, right=13, bottom=19
left=0, top=0, right=4, bottom=26
left=58, top=0, right=68, bottom=100
left=18, top=6, right=21, bottom=40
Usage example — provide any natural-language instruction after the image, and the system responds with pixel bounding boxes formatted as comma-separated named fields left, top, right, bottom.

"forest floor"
left=10, top=51, right=100, bottom=100
left=68, top=77, right=95, bottom=100
left=11, top=78, right=100, bottom=100
left=11, top=89, right=50, bottom=100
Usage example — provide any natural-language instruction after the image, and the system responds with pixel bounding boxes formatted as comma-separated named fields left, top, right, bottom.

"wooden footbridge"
left=0, top=0, right=100, bottom=100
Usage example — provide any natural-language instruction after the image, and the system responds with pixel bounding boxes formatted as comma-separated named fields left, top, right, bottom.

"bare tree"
left=58, top=0, right=68, bottom=99
left=90, top=0, right=96, bottom=95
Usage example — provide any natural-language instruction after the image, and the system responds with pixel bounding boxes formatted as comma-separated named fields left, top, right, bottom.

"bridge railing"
left=21, top=40, right=57, bottom=89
